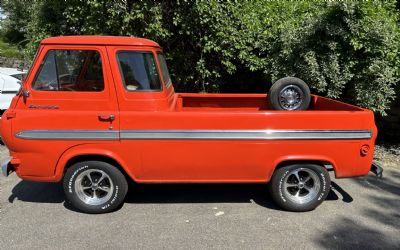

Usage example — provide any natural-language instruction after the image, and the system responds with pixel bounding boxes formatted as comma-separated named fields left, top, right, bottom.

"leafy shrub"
left=1, top=0, right=399, bottom=114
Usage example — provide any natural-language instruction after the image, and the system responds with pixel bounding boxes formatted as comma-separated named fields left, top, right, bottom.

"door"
left=12, top=45, right=119, bottom=177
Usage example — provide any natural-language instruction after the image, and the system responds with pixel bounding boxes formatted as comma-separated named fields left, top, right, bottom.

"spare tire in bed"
left=268, top=77, right=311, bottom=111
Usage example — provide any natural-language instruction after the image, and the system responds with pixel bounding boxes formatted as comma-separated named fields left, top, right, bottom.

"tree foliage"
left=1, top=0, right=399, bottom=114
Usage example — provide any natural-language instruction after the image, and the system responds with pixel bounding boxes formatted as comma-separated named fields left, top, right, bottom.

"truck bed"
left=175, top=93, right=363, bottom=112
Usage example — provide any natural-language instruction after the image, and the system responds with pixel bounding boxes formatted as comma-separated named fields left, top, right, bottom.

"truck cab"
left=1, top=36, right=379, bottom=213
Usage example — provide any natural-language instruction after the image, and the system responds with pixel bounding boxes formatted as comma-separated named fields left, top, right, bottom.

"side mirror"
left=23, top=89, right=30, bottom=98
left=20, top=74, right=30, bottom=99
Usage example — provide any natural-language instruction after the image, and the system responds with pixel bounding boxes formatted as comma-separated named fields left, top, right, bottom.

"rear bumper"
left=370, top=161, right=383, bottom=178
left=2, top=161, right=14, bottom=177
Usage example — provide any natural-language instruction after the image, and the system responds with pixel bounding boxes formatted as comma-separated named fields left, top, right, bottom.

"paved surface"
left=0, top=145, right=399, bottom=250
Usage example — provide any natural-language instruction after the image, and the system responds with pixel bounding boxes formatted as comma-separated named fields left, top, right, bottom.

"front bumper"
left=2, top=161, right=14, bottom=177
left=370, top=161, right=383, bottom=178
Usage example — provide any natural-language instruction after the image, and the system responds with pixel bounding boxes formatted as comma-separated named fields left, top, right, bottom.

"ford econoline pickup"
left=1, top=36, right=381, bottom=213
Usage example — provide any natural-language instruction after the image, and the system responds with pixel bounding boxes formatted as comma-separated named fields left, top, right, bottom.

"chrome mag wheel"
left=282, top=168, right=321, bottom=204
left=278, top=85, right=304, bottom=110
left=74, top=169, right=114, bottom=206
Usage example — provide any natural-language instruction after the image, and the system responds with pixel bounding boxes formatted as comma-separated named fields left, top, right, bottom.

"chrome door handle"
left=98, top=114, right=115, bottom=121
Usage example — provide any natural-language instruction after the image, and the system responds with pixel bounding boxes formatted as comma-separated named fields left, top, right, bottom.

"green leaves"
left=0, top=0, right=399, bottom=114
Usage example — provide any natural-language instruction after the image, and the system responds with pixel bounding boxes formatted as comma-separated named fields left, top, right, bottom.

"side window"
left=32, top=50, right=104, bottom=92
left=157, top=53, right=171, bottom=86
left=117, top=51, right=161, bottom=91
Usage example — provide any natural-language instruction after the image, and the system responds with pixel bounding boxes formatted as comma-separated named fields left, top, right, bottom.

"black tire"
left=269, top=164, right=330, bottom=212
left=268, top=77, right=311, bottom=110
left=63, top=161, right=128, bottom=214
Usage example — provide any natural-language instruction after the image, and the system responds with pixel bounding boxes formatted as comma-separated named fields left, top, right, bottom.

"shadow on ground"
left=326, top=182, right=353, bottom=203
left=8, top=181, right=64, bottom=203
left=8, top=181, right=280, bottom=210
left=8, top=179, right=352, bottom=212
left=314, top=170, right=400, bottom=249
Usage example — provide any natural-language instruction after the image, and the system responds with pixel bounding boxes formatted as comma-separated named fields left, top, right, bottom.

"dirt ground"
left=375, top=143, right=400, bottom=169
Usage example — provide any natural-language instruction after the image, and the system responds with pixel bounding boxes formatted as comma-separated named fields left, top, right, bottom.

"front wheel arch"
left=54, top=145, right=137, bottom=183
left=63, top=154, right=132, bottom=182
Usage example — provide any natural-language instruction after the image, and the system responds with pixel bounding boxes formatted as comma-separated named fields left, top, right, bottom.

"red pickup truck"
left=1, top=36, right=381, bottom=213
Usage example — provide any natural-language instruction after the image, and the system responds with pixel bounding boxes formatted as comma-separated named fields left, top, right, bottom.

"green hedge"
left=1, top=0, right=399, bottom=114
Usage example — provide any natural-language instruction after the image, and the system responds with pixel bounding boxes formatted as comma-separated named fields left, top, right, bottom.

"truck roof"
left=41, top=36, right=160, bottom=47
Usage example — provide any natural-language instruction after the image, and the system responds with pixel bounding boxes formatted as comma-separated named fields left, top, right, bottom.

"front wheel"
left=269, top=164, right=331, bottom=212
left=63, top=161, right=128, bottom=214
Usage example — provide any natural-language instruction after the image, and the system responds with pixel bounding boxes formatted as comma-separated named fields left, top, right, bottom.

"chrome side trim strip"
left=15, top=130, right=119, bottom=140
left=120, top=129, right=372, bottom=140
left=15, top=129, right=372, bottom=141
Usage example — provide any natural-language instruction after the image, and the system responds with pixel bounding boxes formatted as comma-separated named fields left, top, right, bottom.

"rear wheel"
left=63, top=160, right=128, bottom=214
left=269, top=164, right=330, bottom=212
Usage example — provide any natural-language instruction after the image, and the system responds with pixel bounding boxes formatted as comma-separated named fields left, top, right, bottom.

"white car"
left=0, top=67, right=27, bottom=113
left=0, top=67, right=27, bottom=80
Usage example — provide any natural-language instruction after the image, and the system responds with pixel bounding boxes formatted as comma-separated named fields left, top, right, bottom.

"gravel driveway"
left=0, top=144, right=399, bottom=249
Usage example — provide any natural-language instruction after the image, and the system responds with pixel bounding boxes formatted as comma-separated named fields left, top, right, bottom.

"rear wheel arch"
left=271, top=159, right=336, bottom=180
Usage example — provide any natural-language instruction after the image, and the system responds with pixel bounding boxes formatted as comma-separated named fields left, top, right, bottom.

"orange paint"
left=0, top=36, right=377, bottom=183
